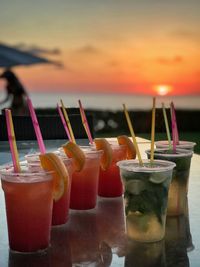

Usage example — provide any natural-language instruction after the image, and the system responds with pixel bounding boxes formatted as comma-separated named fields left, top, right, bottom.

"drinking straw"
left=171, top=102, right=180, bottom=144
left=5, top=109, right=21, bottom=172
left=78, top=100, right=93, bottom=144
left=150, top=97, right=156, bottom=164
left=27, top=97, right=46, bottom=154
left=60, top=99, right=76, bottom=143
left=123, top=104, right=143, bottom=166
left=57, top=103, right=72, bottom=141
left=170, top=103, right=177, bottom=152
left=162, top=103, right=172, bottom=149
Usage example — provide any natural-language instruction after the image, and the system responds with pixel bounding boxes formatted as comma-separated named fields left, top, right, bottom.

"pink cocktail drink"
left=1, top=167, right=53, bottom=253
left=52, top=158, right=73, bottom=225
left=69, top=147, right=102, bottom=210
left=98, top=143, right=126, bottom=197
left=25, top=154, right=73, bottom=226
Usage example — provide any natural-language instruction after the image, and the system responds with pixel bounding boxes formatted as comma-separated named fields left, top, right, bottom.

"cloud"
left=170, top=29, right=200, bottom=42
left=13, top=43, right=61, bottom=55
left=74, top=45, right=102, bottom=55
left=156, top=56, right=183, bottom=65
left=107, top=60, right=120, bottom=68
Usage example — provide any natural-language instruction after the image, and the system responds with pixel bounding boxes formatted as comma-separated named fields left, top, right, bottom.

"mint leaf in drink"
left=124, top=184, right=168, bottom=223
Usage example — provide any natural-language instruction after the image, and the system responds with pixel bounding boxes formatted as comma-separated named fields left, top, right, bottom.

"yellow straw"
left=162, top=103, right=172, bottom=149
left=123, top=104, right=143, bottom=166
left=5, top=109, right=21, bottom=172
left=150, top=97, right=156, bottom=164
left=60, top=99, right=76, bottom=143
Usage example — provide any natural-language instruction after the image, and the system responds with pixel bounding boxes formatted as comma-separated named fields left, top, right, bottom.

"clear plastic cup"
left=145, top=148, right=193, bottom=216
left=117, top=159, right=175, bottom=242
left=25, top=154, right=73, bottom=226
left=25, top=150, right=60, bottom=165
left=155, top=140, right=196, bottom=151
left=0, top=166, right=53, bottom=253
left=63, top=146, right=102, bottom=210
left=52, top=157, right=73, bottom=225
left=98, top=142, right=127, bottom=197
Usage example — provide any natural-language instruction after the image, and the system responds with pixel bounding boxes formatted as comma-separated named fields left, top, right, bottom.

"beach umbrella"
left=0, top=42, right=56, bottom=68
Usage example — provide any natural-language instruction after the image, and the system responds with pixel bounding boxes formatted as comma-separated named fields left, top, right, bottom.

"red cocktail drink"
left=98, top=143, right=126, bottom=197
left=69, top=147, right=102, bottom=210
left=25, top=154, right=73, bottom=226
left=52, top=158, right=73, bottom=225
left=1, top=167, right=53, bottom=253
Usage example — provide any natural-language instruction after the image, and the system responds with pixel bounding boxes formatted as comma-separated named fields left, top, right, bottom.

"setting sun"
left=154, top=85, right=172, bottom=96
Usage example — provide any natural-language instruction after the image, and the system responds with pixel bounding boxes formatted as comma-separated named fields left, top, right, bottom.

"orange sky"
left=0, top=0, right=200, bottom=95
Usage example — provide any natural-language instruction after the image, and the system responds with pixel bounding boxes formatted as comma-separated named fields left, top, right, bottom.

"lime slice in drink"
left=149, top=173, right=167, bottom=184
left=126, top=180, right=146, bottom=195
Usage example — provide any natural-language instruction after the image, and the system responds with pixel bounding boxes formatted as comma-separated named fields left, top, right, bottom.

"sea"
left=0, top=92, right=200, bottom=111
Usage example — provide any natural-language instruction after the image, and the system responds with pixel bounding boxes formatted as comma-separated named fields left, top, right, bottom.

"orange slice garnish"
left=39, top=153, right=69, bottom=202
left=117, top=135, right=136, bottom=159
left=94, top=138, right=112, bottom=171
left=62, top=141, right=85, bottom=172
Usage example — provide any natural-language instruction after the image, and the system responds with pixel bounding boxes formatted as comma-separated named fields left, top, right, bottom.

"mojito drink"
left=117, top=159, right=175, bottom=242
left=155, top=140, right=196, bottom=151
left=146, top=148, right=193, bottom=216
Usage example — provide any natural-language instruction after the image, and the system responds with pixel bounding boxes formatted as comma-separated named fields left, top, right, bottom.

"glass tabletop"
left=0, top=138, right=200, bottom=266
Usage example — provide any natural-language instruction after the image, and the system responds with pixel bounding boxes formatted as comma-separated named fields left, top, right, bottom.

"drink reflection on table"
left=68, top=209, right=112, bottom=267
left=50, top=225, right=72, bottom=267
left=9, top=250, right=51, bottom=267
left=8, top=225, right=72, bottom=267
left=165, top=199, right=194, bottom=267
left=97, top=197, right=126, bottom=252
left=124, top=240, right=166, bottom=267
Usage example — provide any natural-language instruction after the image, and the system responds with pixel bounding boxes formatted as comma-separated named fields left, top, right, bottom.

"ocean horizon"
left=1, top=92, right=200, bottom=111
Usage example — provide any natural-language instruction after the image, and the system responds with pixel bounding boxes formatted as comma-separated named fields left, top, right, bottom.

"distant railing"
left=0, top=108, right=93, bottom=141
left=1, top=108, right=199, bottom=141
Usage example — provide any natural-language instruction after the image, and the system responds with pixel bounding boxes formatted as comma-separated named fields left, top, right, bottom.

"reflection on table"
left=4, top=190, right=196, bottom=267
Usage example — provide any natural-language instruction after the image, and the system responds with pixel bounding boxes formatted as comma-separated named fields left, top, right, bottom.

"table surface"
left=0, top=138, right=200, bottom=267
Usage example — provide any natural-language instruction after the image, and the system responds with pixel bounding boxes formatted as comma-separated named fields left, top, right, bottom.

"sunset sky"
left=0, top=0, right=199, bottom=95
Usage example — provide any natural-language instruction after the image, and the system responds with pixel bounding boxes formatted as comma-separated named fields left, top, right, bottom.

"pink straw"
left=170, top=103, right=177, bottom=152
left=171, top=102, right=180, bottom=144
left=78, top=100, right=93, bottom=144
left=57, top=103, right=72, bottom=141
left=27, top=97, right=46, bottom=154
left=5, top=109, right=21, bottom=172
left=171, top=111, right=177, bottom=152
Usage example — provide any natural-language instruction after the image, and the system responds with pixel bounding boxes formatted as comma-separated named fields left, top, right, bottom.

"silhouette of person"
left=0, top=69, right=28, bottom=115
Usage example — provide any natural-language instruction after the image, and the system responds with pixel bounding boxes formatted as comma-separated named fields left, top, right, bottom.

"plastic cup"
left=117, top=159, right=175, bottom=242
left=145, top=148, right=193, bottom=216
left=25, top=154, right=73, bottom=226
left=155, top=140, right=196, bottom=151
left=98, top=142, right=127, bottom=197
left=67, top=146, right=102, bottom=210
left=0, top=166, right=53, bottom=253
left=52, top=157, right=73, bottom=225
left=25, top=151, right=60, bottom=165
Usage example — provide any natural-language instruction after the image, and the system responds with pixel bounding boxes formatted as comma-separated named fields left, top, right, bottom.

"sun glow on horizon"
left=154, top=85, right=172, bottom=96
